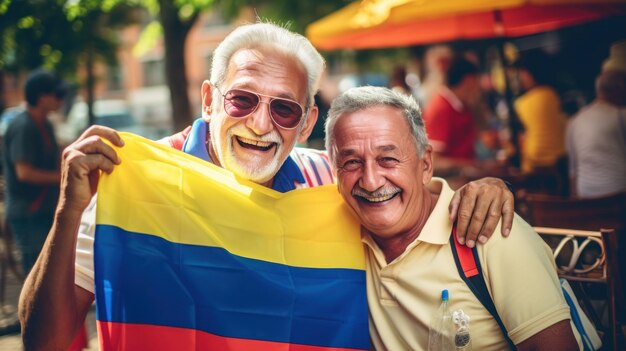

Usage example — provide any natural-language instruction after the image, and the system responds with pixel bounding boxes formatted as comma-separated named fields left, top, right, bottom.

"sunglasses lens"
left=222, top=89, right=303, bottom=129
left=223, top=90, right=259, bottom=117
left=270, top=99, right=303, bottom=129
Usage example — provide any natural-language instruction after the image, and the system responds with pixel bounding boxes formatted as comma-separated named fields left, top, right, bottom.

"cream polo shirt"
left=363, top=178, right=577, bottom=351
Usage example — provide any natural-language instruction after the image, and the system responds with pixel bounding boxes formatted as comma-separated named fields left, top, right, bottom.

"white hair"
left=325, top=86, right=429, bottom=165
left=210, top=22, right=325, bottom=109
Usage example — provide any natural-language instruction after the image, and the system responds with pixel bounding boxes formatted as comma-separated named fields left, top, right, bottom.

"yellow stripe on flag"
left=96, top=133, right=365, bottom=270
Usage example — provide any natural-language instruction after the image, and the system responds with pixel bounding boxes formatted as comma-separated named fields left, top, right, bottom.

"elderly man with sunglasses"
left=19, top=22, right=514, bottom=350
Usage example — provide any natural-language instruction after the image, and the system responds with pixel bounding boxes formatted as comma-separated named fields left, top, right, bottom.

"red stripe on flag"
left=97, top=321, right=367, bottom=351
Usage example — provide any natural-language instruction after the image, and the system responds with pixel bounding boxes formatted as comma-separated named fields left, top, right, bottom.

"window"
left=142, top=59, right=165, bottom=87
left=202, top=8, right=227, bottom=28
left=107, top=65, right=123, bottom=91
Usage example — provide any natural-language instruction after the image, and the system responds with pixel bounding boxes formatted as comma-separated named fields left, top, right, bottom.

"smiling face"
left=333, top=105, right=433, bottom=240
left=204, top=46, right=318, bottom=187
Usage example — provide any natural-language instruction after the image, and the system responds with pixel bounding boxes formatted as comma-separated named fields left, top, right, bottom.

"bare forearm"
left=517, top=320, right=578, bottom=351
left=19, top=126, right=124, bottom=350
left=432, top=153, right=480, bottom=177
left=19, top=209, right=93, bottom=351
left=15, top=164, right=60, bottom=185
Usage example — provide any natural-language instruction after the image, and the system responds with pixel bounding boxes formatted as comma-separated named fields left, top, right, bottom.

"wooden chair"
left=502, top=156, right=570, bottom=196
left=518, top=192, right=626, bottom=350
left=516, top=191, right=626, bottom=231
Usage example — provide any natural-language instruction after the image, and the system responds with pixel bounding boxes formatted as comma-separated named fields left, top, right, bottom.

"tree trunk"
left=0, top=70, right=6, bottom=113
left=158, top=0, right=198, bottom=132
left=86, top=42, right=96, bottom=129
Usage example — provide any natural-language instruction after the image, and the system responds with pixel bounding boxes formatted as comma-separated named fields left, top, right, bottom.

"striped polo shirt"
left=180, top=118, right=335, bottom=191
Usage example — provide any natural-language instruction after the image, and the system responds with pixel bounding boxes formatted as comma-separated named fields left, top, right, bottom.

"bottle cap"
left=442, top=289, right=449, bottom=301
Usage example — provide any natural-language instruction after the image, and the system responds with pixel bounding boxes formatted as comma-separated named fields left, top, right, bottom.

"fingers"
left=460, top=187, right=494, bottom=248
left=59, top=133, right=124, bottom=214
left=76, top=125, right=125, bottom=148
left=69, top=135, right=123, bottom=166
left=500, top=194, right=515, bottom=237
left=448, top=190, right=461, bottom=223
left=452, top=183, right=477, bottom=246
left=472, top=195, right=504, bottom=246
left=450, top=178, right=515, bottom=248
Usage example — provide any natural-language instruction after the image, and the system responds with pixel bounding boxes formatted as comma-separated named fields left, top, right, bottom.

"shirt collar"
left=418, top=178, right=454, bottom=245
left=182, top=118, right=304, bottom=193
left=271, top=156, right=306, bottom=192
left=182, top=118, right=211, bottom=161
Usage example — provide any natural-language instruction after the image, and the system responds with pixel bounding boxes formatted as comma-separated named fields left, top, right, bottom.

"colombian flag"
left=94, top=133, right=369, bottom=350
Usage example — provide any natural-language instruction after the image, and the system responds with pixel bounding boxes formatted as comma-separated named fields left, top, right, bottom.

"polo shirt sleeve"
left=8, top=120, right=39, bottom=165
left=75, top=196, right=97, bottom=294
left=478, top=215, right=572, bottom=345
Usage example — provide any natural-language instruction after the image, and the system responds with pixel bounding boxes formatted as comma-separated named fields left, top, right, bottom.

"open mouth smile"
left=355, top=191, right=400, bottom=204
left=235, top=136, right=276, bottom=152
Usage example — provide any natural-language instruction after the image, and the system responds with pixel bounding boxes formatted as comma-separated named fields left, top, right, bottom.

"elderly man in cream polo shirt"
left=325, top=86, right=580, bottom=351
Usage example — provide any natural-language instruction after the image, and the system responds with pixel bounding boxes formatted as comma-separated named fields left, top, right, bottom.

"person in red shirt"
left=423, top=57, right=482, bottom=176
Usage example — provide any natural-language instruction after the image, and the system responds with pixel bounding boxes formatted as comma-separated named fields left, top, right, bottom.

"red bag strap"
left=452, top=226, right=479, bottom=277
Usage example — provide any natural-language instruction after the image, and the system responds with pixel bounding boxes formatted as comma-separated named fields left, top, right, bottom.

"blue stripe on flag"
left=94, top=224, right=369, bottom=350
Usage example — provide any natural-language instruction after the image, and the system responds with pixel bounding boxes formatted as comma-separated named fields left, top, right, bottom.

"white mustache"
left=352, top=186, right=401, bottom=201
left=229, top=124, right=282, bottom=144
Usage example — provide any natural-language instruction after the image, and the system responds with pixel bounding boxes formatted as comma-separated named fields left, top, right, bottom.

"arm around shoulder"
left=517, top=319, right=578, bottom=351
left=481, top=215, right=577, bottom=349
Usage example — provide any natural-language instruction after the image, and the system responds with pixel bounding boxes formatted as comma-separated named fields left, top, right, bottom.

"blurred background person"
left=2, top=69, right=64, bottom=274
left=513, top=50, right=568, bottom=177
left=415, top=45, right=452, bottom=107
left=423, top=56, right=485, bottom=180
left=389, top=65, right=412, bottom=96
left=566, top=41, right=626, bottom=198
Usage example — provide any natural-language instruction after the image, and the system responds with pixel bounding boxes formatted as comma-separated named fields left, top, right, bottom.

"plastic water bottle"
left=428, top=289, right=455, bottom=351
left=452, top=309, right=472, bottom=350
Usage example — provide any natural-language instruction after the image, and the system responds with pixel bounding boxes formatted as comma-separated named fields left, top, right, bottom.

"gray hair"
left=210, top=22, right=325, bottom=109
left=325, top=86, right=428, bottom=165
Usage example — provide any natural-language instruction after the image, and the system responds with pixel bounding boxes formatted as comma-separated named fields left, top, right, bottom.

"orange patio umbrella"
left=306, top=0, right=626, bottom=50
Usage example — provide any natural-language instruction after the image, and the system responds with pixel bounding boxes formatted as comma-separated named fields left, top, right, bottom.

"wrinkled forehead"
left=335, top=106, right=413, bottom=146
left=224, top=46, right=308, bottom=102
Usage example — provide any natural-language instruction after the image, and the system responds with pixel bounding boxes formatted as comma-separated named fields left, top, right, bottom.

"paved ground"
left=0, top=268, right=99, bottom=350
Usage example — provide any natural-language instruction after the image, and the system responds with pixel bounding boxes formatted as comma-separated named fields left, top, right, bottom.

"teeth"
left=237, top=136, right=273, bottom=147
left=362, top=193, right=396, bottom=203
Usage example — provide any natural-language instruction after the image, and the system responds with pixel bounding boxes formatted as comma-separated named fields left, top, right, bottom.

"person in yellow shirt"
left=513, top=51, right=568, bottom=174
left=325, top=86, right=580, bottom=350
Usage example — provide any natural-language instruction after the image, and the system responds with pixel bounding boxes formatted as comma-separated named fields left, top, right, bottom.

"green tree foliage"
left=218, top=0, right=406, bottom=76
left=66, top=0, right=142, bottom=125
left=0, top=0, right=139, bottom=123
left=134, top=0, right=214, bottom=131
left=219, top=0, right=352, bottom=34
left=0, top=0, right=137, bottom=76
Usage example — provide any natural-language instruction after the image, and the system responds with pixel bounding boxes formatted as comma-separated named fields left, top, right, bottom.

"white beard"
left=210, top=122, right=291, bottom=184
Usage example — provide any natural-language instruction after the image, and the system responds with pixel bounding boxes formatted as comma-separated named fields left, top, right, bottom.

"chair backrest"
left=517, top=191, right=626, bottom=232
left=533, top=227, right=609, bottom=283
left=517, top=191, right=626, bottom=290
left=518, top=192, right=626, bottom=350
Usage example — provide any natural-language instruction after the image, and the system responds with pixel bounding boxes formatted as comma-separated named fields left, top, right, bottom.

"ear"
left=296, top=104, right=318, bottom=144
left=201, top=81, right=214, bottom=122
left=421, top=144, right=434, bottom=185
